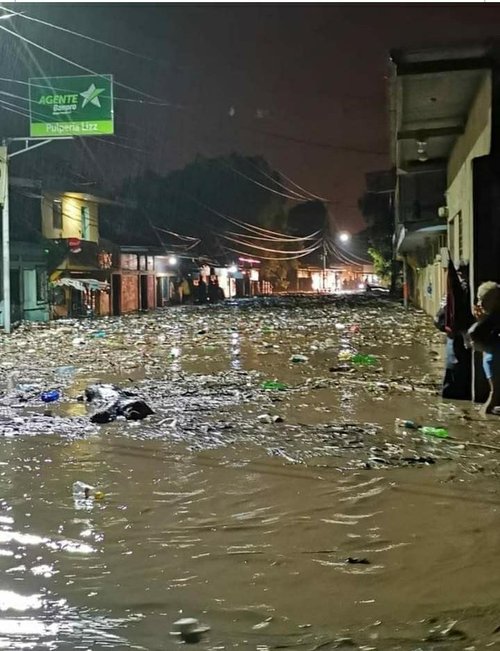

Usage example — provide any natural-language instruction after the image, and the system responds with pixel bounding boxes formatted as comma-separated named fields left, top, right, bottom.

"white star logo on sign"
left=80, top=83, right=105, bottom=108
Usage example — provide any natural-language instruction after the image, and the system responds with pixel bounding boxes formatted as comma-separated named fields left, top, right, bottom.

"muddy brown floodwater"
left=2, top=295, right=500, bottom=650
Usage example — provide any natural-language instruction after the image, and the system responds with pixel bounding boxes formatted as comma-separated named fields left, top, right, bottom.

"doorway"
left=112, top=274, right=121, bottom=316
left=140, top=275, right=148, bottom=310
left=156, top=276, right=169, bottom=307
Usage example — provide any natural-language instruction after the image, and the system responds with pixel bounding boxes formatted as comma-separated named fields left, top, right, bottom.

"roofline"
left=42, top=190, right=126, bottom=206
left=389, top=46, right=493, bottom=76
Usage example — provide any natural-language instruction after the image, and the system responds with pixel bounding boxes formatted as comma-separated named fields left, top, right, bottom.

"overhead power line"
left=223, top=243, right=322, bottom=261
left=275, top=167, right=330, bottom=203
left=0, top=22, right=174, bottom=105
left=241, top=124, right=387, bottom=156
left=220, top=233, right=322, bottom=255
left=243, top=158, right=311, bottom=201
left=0, top=5, right=163, bottom=65
left=0, top=79, right=179, bottom=108
left=0, top=99, right=30, bottom=120
left=220, top=158, right=305, bottom=202
left=224, top=230, right=319, bottom=243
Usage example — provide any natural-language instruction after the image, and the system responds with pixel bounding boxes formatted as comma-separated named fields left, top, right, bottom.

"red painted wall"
left=147, top=275, right=156, bottom=309
left=121, top=274, right=139, bottom=313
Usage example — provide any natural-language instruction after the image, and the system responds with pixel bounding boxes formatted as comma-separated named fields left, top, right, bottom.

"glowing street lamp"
left=338, top=231, right=351, bottom=244
left=168, top=255, right=178, bottom=266
left=228, top=264, right=238, bottom=274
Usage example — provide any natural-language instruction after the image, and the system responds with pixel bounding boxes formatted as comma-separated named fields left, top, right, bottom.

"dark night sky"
left=3, top=3, right=500, bottom=231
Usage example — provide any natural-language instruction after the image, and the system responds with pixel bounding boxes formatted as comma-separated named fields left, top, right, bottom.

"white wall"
left=446, top=73, right=492, bottom=268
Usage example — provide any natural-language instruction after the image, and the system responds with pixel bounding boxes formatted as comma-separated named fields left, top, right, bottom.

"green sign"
left=29, top=75, right=114, bottom=137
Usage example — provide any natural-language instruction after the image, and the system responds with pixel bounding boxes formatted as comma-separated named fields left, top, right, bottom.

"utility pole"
left=0, top=143, right=10, bottom=333
left=402, top=254, right=408, bottom=309
left=322, top=238, right=327, bottom=292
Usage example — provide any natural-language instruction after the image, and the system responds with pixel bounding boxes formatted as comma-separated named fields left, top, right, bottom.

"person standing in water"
left=434, top=261, right=474, bottom=400
left=468, top=281, right=500, bottom=415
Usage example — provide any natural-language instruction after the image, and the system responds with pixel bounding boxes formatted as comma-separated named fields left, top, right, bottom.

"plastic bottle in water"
left=396, top=420, right=449, bottom=438
left=420, top=426, right=449, bottom=439
left=351, top=353, right=377, bottom=366
left=41, top=389, right=60, bottom=403
left=396, top=419, right=420, bottom=430
left=72, top=481, right=104, bottom=501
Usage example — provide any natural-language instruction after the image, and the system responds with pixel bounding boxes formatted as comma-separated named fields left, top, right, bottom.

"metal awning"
left=396, top=223, right=447, bottom=254
left=52, top=278, right=110, bottom=292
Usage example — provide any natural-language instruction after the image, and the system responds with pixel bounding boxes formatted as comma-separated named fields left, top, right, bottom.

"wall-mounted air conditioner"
left=438, top=206, right=449, bottom=219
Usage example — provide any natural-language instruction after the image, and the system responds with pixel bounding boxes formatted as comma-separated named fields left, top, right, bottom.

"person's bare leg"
left=481, top=380, right=495, bottom=416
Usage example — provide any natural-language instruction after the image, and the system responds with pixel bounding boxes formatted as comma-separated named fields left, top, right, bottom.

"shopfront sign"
left=29, top=75, right=114, bottom=137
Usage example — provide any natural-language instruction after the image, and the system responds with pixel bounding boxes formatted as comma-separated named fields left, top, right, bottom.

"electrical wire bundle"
left=219, top=216, right=323, bottom=261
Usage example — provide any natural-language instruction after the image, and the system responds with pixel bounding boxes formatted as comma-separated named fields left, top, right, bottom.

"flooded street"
left=2, top=296, right=500, bottom=650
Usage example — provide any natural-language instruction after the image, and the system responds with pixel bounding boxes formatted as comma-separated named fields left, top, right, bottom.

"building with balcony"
left=389, top=45, right=492, bottom=317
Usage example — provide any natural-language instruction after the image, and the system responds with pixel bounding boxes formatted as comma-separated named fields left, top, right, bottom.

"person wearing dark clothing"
left=468, top=281, right=500, bottom=414
left=207, top=275, right=219, bottom=303
left=434, top=261, right=474, bottom=400
left=197, top=279, right=207, bottom=304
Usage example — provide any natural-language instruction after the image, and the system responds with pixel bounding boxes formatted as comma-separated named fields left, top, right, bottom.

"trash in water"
left=338, top=350, right=353, bottom=361
left=85, top=384, right=154, bottom=424
left=261, top=380, right=288, bottom=391
left=351, top=353, right=377, bottom=366
left=91, top=331, right=106, bottom=338
left=396, top=419, right=420, bottom=430
left=55, top=366, right=76, bottom=377
left=71, top=337, right=86, bottom=347
left=72, top=481, right=105, bottom=501
left=258, top=414, right=284, bottom=424
left=170, top=618, right=210, bottom=644
left=16, top=383, right=37, bottom=392
left=290, top=354, right=308, bottom=363
left=329, top=365, right=353, bottom=373
left=346, top=557, right=370, bottom=565
left=421, top=426, right=449, bottom=439
left=40, top=389, right=60, bottom=403
left=396, top=420, right=449, bottom=438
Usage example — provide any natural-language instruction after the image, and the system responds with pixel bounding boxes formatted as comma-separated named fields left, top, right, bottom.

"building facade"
left=0, top=242, right=49, bottom=328
left=390, top=45, right=492, bottom=317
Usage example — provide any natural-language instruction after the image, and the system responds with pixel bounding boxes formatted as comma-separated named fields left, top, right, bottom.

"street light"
left=228, top=264, right=237, bottom=274
left=168, top=255, right=178, bottom=266
left=338, top=231, right=351, bottom=244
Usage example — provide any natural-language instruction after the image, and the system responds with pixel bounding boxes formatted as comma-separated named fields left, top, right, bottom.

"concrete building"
left=44, top=192, right=119, bottom=318
left=0, top=182, right=50, bottom=328
left=389, top=45, right=492, bottom=317
left=0, top=242, right=49, bottom=327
